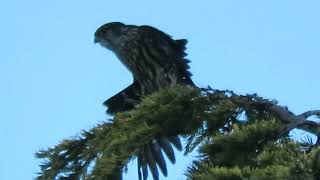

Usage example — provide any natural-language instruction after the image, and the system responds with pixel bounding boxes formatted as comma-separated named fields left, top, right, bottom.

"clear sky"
left=1, top=1, right=319, bottom=180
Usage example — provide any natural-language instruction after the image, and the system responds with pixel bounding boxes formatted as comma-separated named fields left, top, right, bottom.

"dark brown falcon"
left=94, top=22, right=195, bottom=180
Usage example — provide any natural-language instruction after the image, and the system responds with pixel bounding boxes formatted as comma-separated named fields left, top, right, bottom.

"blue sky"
left=1, top=1, right=319, bottom=180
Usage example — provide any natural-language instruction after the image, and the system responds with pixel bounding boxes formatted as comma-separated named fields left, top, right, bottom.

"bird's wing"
left=103, top=80, right=141, bottom=115
left=139, top=25, right=194, bottom=86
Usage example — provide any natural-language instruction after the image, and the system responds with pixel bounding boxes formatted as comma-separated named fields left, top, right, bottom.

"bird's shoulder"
left=136, top=25, right=172, bottom=42
left=119, top=25, right=165, bottom=45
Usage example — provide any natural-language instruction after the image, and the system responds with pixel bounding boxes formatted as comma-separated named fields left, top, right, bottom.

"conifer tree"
left=36, top=85, right=320, bottom=180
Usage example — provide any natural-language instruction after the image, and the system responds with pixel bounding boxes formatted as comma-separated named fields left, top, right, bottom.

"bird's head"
left=94, top=22, right=126, bottom=50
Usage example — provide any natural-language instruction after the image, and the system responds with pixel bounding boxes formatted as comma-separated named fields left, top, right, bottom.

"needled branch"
left=206, top=87, right=320, bottom=136
left=36, top=85, right=320, bottom=179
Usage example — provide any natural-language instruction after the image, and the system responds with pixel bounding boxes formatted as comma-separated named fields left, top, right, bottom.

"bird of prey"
left=94, top=22, right=195, bottom=180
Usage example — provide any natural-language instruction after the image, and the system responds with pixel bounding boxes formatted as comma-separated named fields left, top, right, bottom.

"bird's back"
left=117, top=25, right=194, bottom=93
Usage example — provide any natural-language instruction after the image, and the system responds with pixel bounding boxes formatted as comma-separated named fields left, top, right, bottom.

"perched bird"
left=94, top=22, right=195, bottom=180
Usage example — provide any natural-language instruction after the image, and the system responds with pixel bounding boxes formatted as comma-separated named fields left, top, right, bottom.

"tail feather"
left=145, top=145, right=159, bottom=180
left=138, top=136, right=181, bottom=180
left=138, top=154, right=148, bottom=180
left=157, top=137, right=176, bottom=164
left=150, top=140, right=168, bottom=176
left=137, top=156, right=142, bottom=180
left=142, top=162, right=148, bottom=180
left=168, top=136, right=182, bottom=151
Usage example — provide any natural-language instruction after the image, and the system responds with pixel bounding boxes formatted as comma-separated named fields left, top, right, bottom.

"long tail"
left=137, top=136, right=182, bottom=180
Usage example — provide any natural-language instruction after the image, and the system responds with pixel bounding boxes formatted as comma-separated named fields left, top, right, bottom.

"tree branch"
left=299, top=110, right=320, bottom=119
left=36, top=86, right=320, bottom=179
left=205, top=87, right=320, bottom=136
